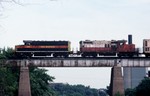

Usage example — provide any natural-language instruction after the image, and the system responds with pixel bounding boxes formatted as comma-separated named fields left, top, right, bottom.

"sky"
left=0, top=0, right=150, bottom=88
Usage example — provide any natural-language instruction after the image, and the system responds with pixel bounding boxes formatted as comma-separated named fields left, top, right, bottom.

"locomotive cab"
left=114, top=40, right=138, bottom=57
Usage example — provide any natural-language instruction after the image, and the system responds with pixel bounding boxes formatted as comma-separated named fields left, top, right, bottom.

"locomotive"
left=15, top=40, right=72, bottom=58
left=14, top=35, right=150, bottom=58
left=79, top=39, right=138, bottom=57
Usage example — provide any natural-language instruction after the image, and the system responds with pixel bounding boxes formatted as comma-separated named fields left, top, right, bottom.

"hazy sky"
left=0, top=0, right=150, bottom=88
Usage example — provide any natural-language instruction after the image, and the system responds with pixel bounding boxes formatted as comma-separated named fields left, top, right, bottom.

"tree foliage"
left=0, top=67, right=19, bottom=96
left=135, top=77, right=150, bottom=96
left=124, top=77, right=150, bottom=96
left=0, top=47, right=16, bottom=59
left=0, top=48, right=55, bottom=96
left=30, top=67, right=55, bottom=96
left=51, top=83, right=108, bottom=96
left=125, top=88, right=135, bottom=96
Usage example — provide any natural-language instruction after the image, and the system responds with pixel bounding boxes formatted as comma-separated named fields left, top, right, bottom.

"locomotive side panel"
left=79, top=40, right=115, bottom=56
left=15, top=45, right=69, bottom=51
left=15, top=41, right=71, bottom=58
left=118, top=44, right=135, bottom=52
left=117, top=44, right=138, bottom=57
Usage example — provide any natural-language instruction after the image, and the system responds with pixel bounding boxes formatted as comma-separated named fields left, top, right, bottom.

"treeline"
left=51, top=83, right=108, bottom=96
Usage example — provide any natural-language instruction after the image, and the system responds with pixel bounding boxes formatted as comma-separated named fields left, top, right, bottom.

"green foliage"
left=0, top=47, right=16, bottom=59
left=135, top=77, right=150, bottom=96
left=0, top=67, right=19, bottom=96
left=30, top=67, right=55, bottom=96
left=125, top=88, right=135, bottom=96
left=0, top=66, right=55, bottom=96
left=51, top=83, right=108, bottom=96
left=125, top=77, right=150, bottom=96
left=0, top=48, right=55, bottom=96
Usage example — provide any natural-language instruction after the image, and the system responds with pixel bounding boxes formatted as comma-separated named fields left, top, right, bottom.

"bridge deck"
left=2, top=57, right=150, bottom=67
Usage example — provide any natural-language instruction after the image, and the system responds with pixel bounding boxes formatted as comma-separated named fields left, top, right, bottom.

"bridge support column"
left=18, top=67, right=31, bottom=96
left=110, top=66, right=124, bottom=96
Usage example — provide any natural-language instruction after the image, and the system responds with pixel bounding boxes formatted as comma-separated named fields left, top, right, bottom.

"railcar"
left=15, top=40, right=72, bottom=58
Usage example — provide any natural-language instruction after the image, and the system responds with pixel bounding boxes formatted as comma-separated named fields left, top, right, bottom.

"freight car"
left=15, top=40, right=72, bottom=58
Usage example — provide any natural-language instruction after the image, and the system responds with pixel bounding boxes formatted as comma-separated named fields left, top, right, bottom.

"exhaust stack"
left=128, top=34, right=132, bottom=44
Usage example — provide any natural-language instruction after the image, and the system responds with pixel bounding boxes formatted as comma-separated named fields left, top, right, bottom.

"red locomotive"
left=79, top=39, right=138, bottom=57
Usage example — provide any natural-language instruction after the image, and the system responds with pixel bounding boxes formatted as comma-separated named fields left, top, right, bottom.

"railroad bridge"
left=1, top=57, right=150, bottom=96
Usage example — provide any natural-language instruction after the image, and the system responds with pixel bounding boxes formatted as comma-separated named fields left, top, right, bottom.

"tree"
left=125, top=88, right=135, bottom=96
left=106, top=86, right=111, bottom=96
left=135, top=77, right=150, bottom=96
left=125, top=78, right=150, bottom=96
left=30, top=67, right=55, bottom=96
left=0, top=67, right=19, bottom=96
left=0, top=48, right=56, bottom=96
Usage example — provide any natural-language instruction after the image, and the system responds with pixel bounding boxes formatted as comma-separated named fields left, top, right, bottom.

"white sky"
left=0, top=0, right=150, bottom=88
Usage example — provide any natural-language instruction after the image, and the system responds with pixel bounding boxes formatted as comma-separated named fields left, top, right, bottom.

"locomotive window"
left=146, top=48, right=148, bottom=51
left=120, top=43, right=124, bottom=46
left=145, top=41, right=147, bottom=46
left=84, top=42, right=93, bottom=44
left=105, top=44, right=109, bottom=48
left=147, top=48, right=148, bottom=51
left=146, top=48, right=149, bottom=51
left=26, top=43, right=31, bottom=45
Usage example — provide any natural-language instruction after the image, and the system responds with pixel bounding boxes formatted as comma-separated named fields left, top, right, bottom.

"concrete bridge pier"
left=18, top=66, right=31, bottom=96
left=110, top=66, right=124, bottom=96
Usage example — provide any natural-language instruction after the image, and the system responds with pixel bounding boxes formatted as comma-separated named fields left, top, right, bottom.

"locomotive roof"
left=111, top=40, right=127, bottom=43
left=23, top=40, right=70, bottom=43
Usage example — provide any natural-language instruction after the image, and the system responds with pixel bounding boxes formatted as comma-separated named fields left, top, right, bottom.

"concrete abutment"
left=110, top=66, right=124, bottom=96
left=18, top=66, right=31, bottom=96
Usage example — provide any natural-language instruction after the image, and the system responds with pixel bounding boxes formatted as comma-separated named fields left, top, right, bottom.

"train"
left=14, top=35, right=150, bottom=58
